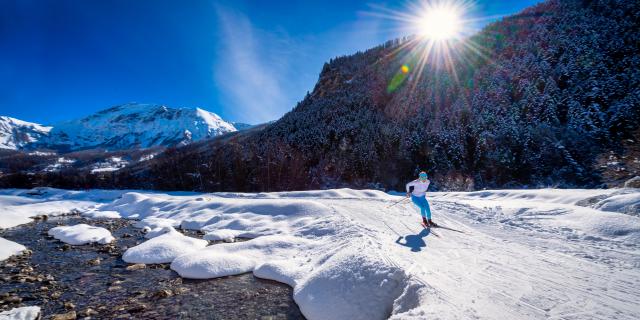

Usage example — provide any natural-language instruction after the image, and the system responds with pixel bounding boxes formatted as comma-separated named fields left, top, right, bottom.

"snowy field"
left=1, top=187, right=639, bottom=320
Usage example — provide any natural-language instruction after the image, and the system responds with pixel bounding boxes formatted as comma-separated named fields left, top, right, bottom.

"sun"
left=417, top=4, right=462, bottom=40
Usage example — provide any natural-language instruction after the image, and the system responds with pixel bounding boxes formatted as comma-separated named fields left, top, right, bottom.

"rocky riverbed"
left=0, top=215, right=305, bottom=319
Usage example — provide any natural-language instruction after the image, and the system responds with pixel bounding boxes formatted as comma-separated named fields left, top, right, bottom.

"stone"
left=107, top=286, right=122, bottom=292
left=88, top=258, right=101, bottom=266
left=125, top=263, right=146, bottom=271
left=51, top=310, right=76, bottom=320
left=4, top=295, right=22, bottom=303
left=20, top=266, right=33, bottom=273
left=151, top=289, right=172, bottom=299
left=78, top=308, right=98, bottom=317
left=127, top=304, right=148, bottom=313
left=624, top=176, right=640, bottom=188
left=64, top=301, right=76, bottom=310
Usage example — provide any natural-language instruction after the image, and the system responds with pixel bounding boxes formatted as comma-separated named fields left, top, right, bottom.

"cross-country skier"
left=406, top=171, right=437, bottom=227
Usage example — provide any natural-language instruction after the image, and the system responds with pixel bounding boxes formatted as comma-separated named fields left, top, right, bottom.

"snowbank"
left=122, top=230, right=208, bottom=264
left=82, top=210, right=121, bottom=219
left=2, top=187, right=639, bottom=319
left=48, top=224, right=115, bottom=245
left=293, top=250, right=409, bottom=320
left=0, top=188, right=128, bottom=229
left=203, top=229, right=261, bottom=242
left=593, top=192, right=640, bottom=215
left=0, top=237, right=26, bottom=261
left=0, top=306, right=40, bottom=320
left=432, top=188, right=640, bottom=244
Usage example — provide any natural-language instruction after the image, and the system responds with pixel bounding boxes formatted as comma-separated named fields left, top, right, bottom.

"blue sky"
left=0, top=0, right=542, bottom=125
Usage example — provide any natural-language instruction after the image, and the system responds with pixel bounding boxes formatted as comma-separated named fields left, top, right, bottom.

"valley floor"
left=0, top=187, right=639, bottom=319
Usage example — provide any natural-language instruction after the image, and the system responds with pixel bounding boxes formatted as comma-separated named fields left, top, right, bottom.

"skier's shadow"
left=395, top=228, right=431, bottom=252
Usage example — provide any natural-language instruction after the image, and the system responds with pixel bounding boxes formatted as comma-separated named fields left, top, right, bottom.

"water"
left=0, top=215, right=305, bottom=319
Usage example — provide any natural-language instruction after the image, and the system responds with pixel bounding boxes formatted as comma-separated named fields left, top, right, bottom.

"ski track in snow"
left=0, top=188, right=639, bottom=319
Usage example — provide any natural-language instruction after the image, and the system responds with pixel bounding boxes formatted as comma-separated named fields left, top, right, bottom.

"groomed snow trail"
left=321, top=194, right=640, bottom=319
left=1, top=188, right=639, bottom=319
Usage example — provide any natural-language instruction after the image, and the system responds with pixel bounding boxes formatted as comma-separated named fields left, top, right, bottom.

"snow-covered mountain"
left=2, top=104, right=237, bottom=151
left=0, top=116, right=52, bottom=150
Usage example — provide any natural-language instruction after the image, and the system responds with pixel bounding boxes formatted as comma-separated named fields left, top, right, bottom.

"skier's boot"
left=421, top=217, right=429, bottom=227
left=428, top=219, right=438, bottom=227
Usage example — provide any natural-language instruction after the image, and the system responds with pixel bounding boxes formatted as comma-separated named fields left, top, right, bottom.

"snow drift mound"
left=0, top=237, right=26, bottom=261
left=293, top=250, right=410, bottom=320
left=0, top=306, right=41, bottom=320
left=48, top=224, right=114, bottom=245
left=123, top=229, right=208, bottom=264
left=94, top=189, right=425, bottom=319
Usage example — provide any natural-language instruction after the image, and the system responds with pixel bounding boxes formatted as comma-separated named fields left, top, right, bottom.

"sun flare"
left=417, top=4, right=462, bottom=40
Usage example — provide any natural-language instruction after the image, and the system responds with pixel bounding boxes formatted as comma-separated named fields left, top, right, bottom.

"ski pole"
left=387, top=197, right=409, bottom=208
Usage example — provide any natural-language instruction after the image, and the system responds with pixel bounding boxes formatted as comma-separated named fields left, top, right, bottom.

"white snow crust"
left=0, top=306, right=41, bottom=320
left=0, top=237, right=26, bottom=261
left=48, top=224, right=115, bottom=245
left=123, top=229, right=208, bottom=264
left=1, top=187, right=639, bottom=319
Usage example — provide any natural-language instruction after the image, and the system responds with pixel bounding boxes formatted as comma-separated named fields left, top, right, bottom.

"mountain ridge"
left=0, top=103, right=237, bottom=151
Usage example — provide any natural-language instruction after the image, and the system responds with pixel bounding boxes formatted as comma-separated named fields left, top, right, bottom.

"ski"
left=429, top=224, right=466, bottom=234
left=420, top=222, right=440, bottom=237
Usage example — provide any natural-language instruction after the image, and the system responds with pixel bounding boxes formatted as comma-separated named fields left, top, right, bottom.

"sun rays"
left=365, top=0, right=499, bottom=96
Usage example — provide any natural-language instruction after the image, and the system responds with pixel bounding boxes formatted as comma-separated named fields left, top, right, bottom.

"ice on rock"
left=133, top=217, right=181, bottom=239
left=0, top=237, right=26, bottom=261
left=134, top=217, right=180, bottom=229
left=48, top=224, right=114, bottom=245
left=203, top=229, right=241, bottom=242
left=82, top=210, right=121, bottom=219
left=142, top=226, right=176, bottom=239
left=122, top=230, right=208, bottom=264
left=0, top=306, right=41, bottom=320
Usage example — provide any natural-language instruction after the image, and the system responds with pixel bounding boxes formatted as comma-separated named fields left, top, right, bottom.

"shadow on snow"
left=395, top=228, right=431, bottom=252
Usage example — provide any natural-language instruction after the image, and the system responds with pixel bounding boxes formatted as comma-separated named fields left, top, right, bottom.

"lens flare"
left=365, top=1, right=490, bottom=96
left=417, top=5, right=462, bottom=40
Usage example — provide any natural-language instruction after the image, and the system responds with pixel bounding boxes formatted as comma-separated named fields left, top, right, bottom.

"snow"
left=90, top=156, right=129, bottom=173
left=41, top=103, right=237, bottom=150
left=122, top=229, right=208, bottom=264
left=1, top=187, right=639, bottom=319
left=48, top=224, right=115, bottom=245
left=82, top=210, right=122, bottom=219
left=0, top=188, right=129, bottom=228
left=0, top=237, right=26, bottom=261
left=43, top=157, right=76, bottom=172
left=0, top=116, right=51, bottom=150
left=0, top=306, right=41, bottom=320
left=27, top=151, right=56, bottom=156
